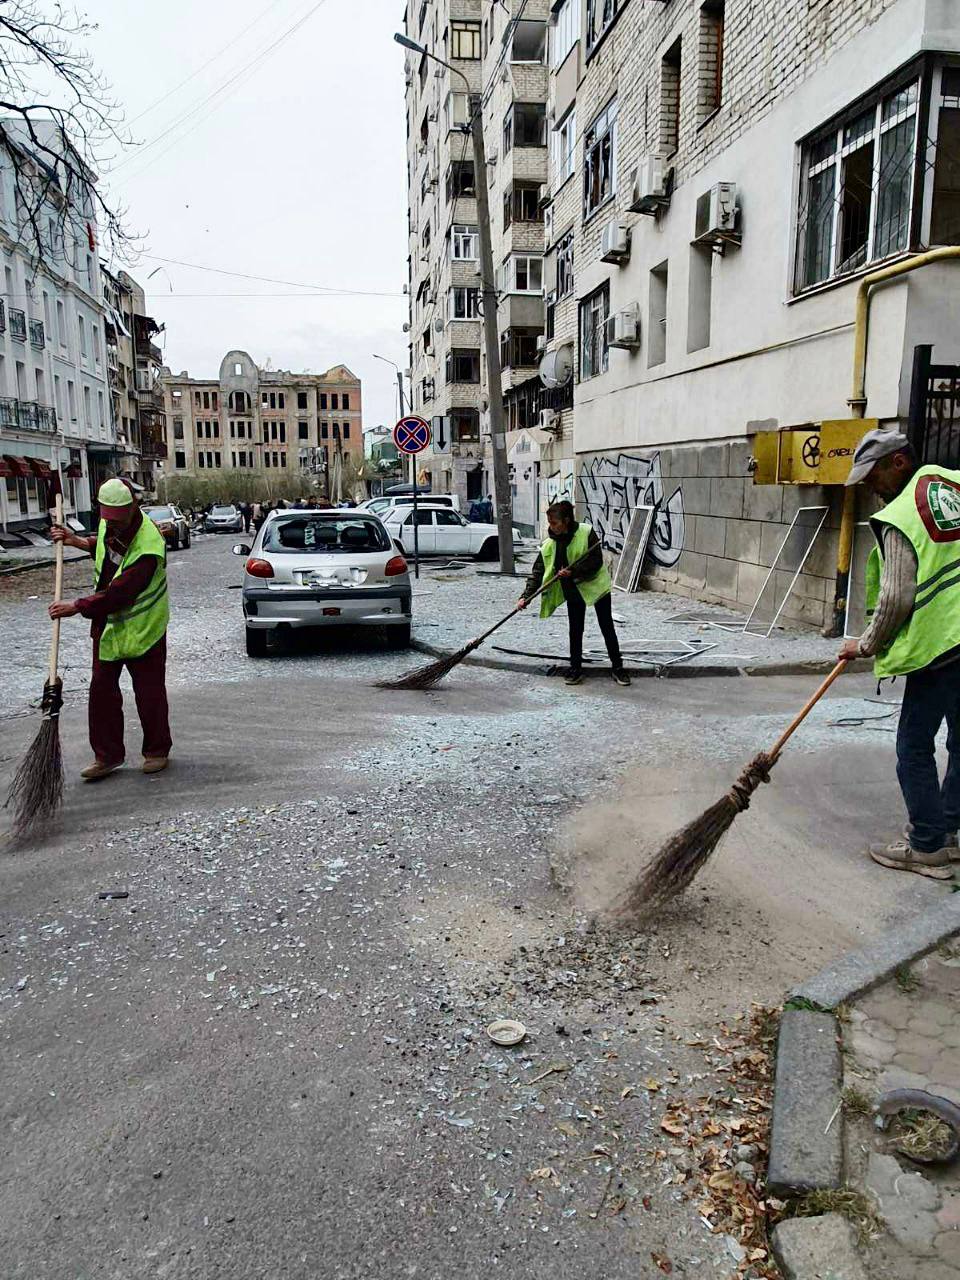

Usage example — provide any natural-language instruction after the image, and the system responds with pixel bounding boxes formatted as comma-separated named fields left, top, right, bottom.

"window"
left=586, top=0, right=620, bottom=54
left=699, top=2, right=725, bottom=121
left=660, top=38, right=682, bottom=155
left=173, top=417, right=184, bottom=440
left=278, top=392, right=285, bottom=409
left=279, top=422, right=286, bottom=444
left=504, top=182, right=542, bottom=228
left=203, top=391, right=210, bottom=409
left=579, top=283, right=610, bottom=379
left=333, top=423, right=340, bottom=438
left=504, top=102, right=546, bottom=151
left=78, top=314, right=87, bottom=358
left=342, top=393, right=349, bottom=411
left=195, top=391, right=202, bottom=408
left=446, top=91, right=472, bottom=131
left=583, top=99, right=617, bottom=218
left=648, top=261, right=668, bottom=367
left=264, top=452, right=270, bottom=468
left=212, top=391, right=218, bottom=409
left=505, top=255, right=543, bottom=293
left=452, top=408, right=480, bottom=442
left=320, top=392, right=328, bottom=410
left=452, top=224, right=479, bottom=261
left=446, top=159, right=476, bottom=201
left=511, top=19, right=546, bottom=63
left=234, top=362, right=242, bottom=375
left=343, top=424, right=350, bottom=440
left=446, top=348, right=481, bottom=383
left=175, top=450, right=186, bottom=469
left=796, top=78, right=920, bottom=290
left=298, top=420, right=309, bottom=440
left=552, top=0, right=581, bottom=68
left=553, top=110, right=576, bottom=185
left=933, top=67, right=960, bottom=244
left=556, top=229, right=574, bottom=298
left=331, top=393, right=339, bottom=410
left=500, top=328, right=541, bottom=369
left=321, top=421, right=329, bottom=439
left=450, top=19, right=481, bottom=60
left=449, top=286, right=480, bottom=319
left=56, top=299, right=66, bottom=347
left=688, top=246, right=713, bottom=352
left=297, top=391, right=308, bottom=409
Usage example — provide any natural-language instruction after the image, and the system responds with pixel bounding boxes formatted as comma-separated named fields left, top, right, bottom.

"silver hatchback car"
left=233, top=510, right=412, bottom=657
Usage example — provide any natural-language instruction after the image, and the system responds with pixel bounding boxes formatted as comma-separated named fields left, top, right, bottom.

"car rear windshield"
left=145, top=506, right=173, bottom=519
left=261, top=516, right=391, bottom=554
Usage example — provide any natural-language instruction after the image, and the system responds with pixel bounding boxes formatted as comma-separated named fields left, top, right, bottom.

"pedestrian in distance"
left=840, top=428, right=960, bottom=879
left=49, top=477, right=172, bottom=781
left=517, top=499, right=630, bottom=688
left=468, top=497, right=483, bottom=523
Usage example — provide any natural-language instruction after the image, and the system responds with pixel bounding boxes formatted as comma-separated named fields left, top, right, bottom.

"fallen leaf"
left=651, top=1252, right=673, bottom=1275
left=555, top=1121, right=579, bottom=1138
left=644, top=1077, right=661, bottom=1092
left=620, top=1086, right=635, bottom=1100
left=660, top=1118, right=685, bottom=1136
left=529, top=1166, right=558, bottom=1181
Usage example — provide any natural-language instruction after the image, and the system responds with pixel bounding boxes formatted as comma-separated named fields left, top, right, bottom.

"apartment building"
left=161, top=351, right=362, bottom=490
left=402, top=0, right=552, bottom=514
left=539, top=0, right=960, bottom=628
left=102, top=268, right=167, bottom=495
left=0, top=119, right=112, bottom=534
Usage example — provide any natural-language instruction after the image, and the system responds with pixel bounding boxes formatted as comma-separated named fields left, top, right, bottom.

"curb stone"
left=406, top=639, right=867, bottom=680
left=768, top=1010, right=843, bottom=1195
left=771, top=1213, right=868, bottom=1280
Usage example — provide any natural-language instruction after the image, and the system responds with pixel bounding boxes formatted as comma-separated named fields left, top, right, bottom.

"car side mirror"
left=232, top=543, right=251, bottom=556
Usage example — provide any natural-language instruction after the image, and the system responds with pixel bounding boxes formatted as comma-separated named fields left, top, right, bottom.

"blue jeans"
left=896, top=662, right=960, bottom=852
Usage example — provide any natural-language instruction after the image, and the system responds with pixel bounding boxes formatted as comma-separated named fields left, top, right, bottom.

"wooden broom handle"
left=48, top=493, right=65, bottom=686
left=769, top=659, right=849, bottom=760
left=472, top=543, right=599, bottom=646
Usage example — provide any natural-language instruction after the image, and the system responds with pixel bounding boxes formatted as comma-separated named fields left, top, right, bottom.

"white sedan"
left=382, top=504, right=522, bottom=561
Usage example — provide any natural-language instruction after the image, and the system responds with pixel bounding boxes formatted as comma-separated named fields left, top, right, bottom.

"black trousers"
left=565, top=590, right=622, bottom=671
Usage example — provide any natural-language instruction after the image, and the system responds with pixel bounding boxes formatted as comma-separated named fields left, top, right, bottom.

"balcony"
left=0, top=398, right=58, bottom=432
left=135, top=338, right=163, bottom=364
left=29, top=319, right=44, bottom=349
left=10, top=308, right=26, bottom=341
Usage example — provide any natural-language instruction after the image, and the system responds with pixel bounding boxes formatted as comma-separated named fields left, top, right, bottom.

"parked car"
left=142, top=504, right=191, bottom=550
left=360, top=493, right=461, bottom=517
left=382, top=503, right=523, bottom=560
left=204, top=504, right=244, bottom=534
left=233, top=510, right=412, bottom=657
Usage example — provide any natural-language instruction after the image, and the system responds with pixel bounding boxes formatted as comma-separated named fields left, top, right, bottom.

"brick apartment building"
left=160, top=351, right=362, bottom=492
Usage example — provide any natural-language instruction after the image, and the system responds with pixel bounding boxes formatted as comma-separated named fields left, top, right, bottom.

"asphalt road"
left=0, top=537, right=950, bottom=1279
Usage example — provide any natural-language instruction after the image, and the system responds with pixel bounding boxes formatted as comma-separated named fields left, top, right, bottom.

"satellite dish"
left=539, top=343, right=574, bottom=389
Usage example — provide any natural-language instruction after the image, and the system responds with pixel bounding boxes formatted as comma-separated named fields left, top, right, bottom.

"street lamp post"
left=394, top=32, right=515, bottom=575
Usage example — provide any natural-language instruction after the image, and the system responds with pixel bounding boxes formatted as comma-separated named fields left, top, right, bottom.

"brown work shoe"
left=80, top=759, right=124, bottom=782
left=142, top=756, right=169, bottom=775
left=869, top=840, right=954, bottom=880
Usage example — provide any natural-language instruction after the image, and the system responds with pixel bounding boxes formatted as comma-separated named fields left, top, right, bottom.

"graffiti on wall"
left=576, top=452, right=684, bottom=568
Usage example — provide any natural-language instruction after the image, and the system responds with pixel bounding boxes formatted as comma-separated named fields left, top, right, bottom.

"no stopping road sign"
left=393, top=416, right=431, bottom=455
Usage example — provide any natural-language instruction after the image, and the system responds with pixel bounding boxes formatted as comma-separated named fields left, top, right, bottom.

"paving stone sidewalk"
left=844, top=944, right=960, bottom=1278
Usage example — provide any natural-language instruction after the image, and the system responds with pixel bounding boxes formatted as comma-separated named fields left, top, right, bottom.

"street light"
left=392, top=31, right=515, bottom=575
left=373, top=352, right=406, bottom=418
left=373, top=351, right=420, bottom=577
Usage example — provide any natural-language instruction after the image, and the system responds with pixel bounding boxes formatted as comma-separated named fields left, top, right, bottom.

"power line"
left=144, top=291, right=402, bottom=298
left=111, top=0, right=331, bottom=176
left=125, top=0, right=293, bottom=126
left=141, top=253, right=403, bottom=297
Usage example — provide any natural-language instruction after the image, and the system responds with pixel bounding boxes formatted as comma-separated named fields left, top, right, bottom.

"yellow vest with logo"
left=539, top=522, right=612, bottom=619
left=94, top=515, right=169, bottom=661
left=865, top=466, right=960, bottom=677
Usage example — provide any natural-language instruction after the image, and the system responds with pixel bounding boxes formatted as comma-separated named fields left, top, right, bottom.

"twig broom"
left=378, top=546, right=597, bottom=691
left=614, top=659, right=849, bottom=919
left=5, top=491, right=67, bottom=840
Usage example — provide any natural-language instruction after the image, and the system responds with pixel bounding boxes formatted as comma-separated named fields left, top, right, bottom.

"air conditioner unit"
left=402, top=322, right=411, bottom=333
left=539, top=408, right=559, bottom=432
left=427, top=106, right=438, bottom=123
left=605, top=305, right=641, bottom=350
left=630, top=156, right=668, bottom=214
left=536, top=334, right=547, bottom=354
left=694, top=182, right=740, bottom=247
left=600, top=220, right=631, bottom=264
left=434, top=316, right=444, bottom=333
left=426, top=290, right=436, bottom=305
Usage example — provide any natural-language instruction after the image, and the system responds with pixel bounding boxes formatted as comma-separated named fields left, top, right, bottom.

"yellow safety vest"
left=539, top=522, right=612, bottom=619
left=93, top=515, right=169, bottom=661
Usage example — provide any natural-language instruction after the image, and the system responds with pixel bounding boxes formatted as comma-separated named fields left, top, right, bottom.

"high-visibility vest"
left=93, top=516, right=169, bottom=661
left=538, top=522, right=612, bottom=619
left=865, top=465, right=960, bottom=677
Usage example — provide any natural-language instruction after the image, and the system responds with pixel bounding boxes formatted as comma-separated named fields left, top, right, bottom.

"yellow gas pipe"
left=831, top=246, right=960, bottom=634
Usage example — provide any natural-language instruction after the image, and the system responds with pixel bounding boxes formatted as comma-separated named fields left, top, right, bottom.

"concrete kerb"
left=408, top=638, right=871, bottom=681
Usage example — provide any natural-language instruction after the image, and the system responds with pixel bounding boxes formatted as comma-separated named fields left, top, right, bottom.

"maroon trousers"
left=89, top=633, right=172, bottom=764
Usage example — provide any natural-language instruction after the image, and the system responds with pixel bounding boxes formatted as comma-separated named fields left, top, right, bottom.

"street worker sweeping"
left=839, top=428, right=960, bottom=880
left=517, top=499, right=630, bottom=687
left=49, top=477, right=172, bottom=781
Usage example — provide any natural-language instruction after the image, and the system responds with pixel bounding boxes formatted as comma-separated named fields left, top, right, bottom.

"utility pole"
left=393, top=31, right=515, bottom=575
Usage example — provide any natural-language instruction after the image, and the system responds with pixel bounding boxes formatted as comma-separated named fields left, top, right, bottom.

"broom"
left=5, top=490, right=67, bottom=839
left=378, top=545, right=598, bottom=691
left=613, top=658, right=849, bottom=919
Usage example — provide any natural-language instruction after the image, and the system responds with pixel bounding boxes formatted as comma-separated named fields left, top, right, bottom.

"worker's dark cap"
left=845, top=429, right=910, bottom=486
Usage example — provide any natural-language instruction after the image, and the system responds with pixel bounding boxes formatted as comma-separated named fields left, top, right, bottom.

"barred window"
left=583, top=99, right=617, bottom=219
left=796, top=78, right=920, bottom=291
left=556, top=229, right=574, bottom=299
left=579, top=283, right=609, bottom=380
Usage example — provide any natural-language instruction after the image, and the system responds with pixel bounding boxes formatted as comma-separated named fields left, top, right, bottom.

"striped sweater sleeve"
left=857, top=527, right=917, bottom=658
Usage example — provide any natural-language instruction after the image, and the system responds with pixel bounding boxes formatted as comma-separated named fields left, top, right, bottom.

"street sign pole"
left=412, top=450, right=419, bottom=579
left=393, top=415, right=432, bottom=584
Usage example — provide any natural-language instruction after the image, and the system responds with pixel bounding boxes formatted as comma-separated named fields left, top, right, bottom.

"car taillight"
left=384, top=555, right=408, bottom=577
left=245, top=557, right=274, bottom=578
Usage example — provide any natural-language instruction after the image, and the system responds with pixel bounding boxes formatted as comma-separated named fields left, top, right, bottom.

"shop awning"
left=29, top=457, right=52, bottom=479
left=0, top=457, right=12, bottom=478
left=3, top=455, right=30, bottom=477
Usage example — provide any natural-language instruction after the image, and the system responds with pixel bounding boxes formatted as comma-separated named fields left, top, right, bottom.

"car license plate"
left=322, top=607, right=341, bottom=616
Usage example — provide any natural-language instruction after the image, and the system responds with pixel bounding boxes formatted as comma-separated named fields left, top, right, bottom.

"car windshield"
left=367, top=498, right=390, bottom=514
left=144, top=506, right=173, bottom=520
left=261, top=515, right=391, bottom=554
left=211, top=505, right=236, bottom=515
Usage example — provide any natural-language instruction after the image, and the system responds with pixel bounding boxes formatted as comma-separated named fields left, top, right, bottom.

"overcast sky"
left=85, top=0, right=408, bottom=434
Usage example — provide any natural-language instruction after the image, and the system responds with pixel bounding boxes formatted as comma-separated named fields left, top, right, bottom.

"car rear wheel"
left=245, top=627, right=270, bottom=658
left=387, top=622, right=412, bottom=649
left=477, top=537, right=499, bottom=561
left=172, top=529, right=181, bottom=551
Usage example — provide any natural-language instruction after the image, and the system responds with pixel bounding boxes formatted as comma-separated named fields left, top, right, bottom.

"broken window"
left=583, top=98, right=617, bottom=218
